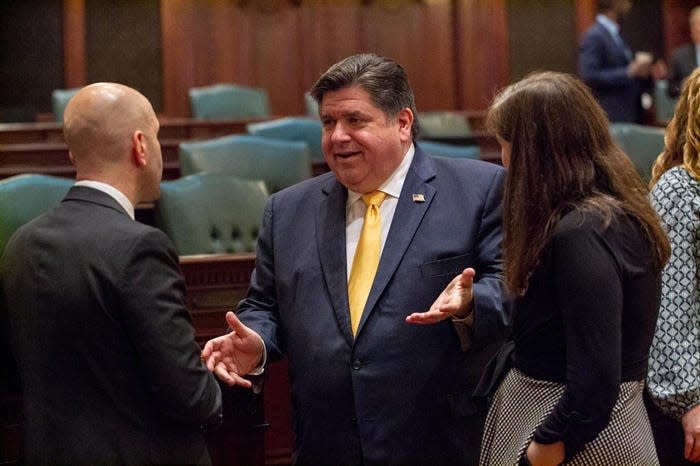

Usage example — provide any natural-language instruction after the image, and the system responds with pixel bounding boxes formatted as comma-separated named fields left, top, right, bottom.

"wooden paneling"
left=159, top=0, right=494, bottom=117
left=508, top=0, right=577, bottom=80
left=86, top=0, right=163, bottom=111
left=455, top=0, right=510, bottom=109
left=0, top=0, right=64, bottom=122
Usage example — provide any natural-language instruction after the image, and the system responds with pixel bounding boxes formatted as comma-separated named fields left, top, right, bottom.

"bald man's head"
left=63, top=83, right=163, bottom=204
left=63, top=83, right=156, bottom=168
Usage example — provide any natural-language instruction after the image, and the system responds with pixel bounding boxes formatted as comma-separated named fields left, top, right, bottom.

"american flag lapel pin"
left=412, top=193, right=425, bottom=203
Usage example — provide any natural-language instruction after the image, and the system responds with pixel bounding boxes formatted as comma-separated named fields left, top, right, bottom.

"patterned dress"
left=647, top=165, right=700, bottom=419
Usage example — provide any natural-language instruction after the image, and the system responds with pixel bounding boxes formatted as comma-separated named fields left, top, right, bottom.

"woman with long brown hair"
left=478, top=71, right=670, bottom=466
left=646, top=66, right=700, bottom=466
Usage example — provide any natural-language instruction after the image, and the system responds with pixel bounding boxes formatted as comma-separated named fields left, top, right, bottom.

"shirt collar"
left=596, top=14, right=620, bottom=38
left=74, top=180, right=135, bottom=220
left=347, top=143, right=415, bottom=206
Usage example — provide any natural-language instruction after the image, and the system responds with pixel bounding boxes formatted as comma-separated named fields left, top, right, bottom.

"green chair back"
left=51, top=88, right=81, bottom=123
left=179, top=134, right=311, bottom=193
left=417, top=140, right=480, bottom=159
left=418, top=111, right=472, bottom=138
left=155, top=172, right=269, bottom=255
left=189, top=83, right=270, bottom=119
left=246, top=117, right=323, bottom=161
left=610, top=123, right=666, bottom=184
left=0, top=174, right=73, bottom=256
left=654, top=79, right=677, bottom=126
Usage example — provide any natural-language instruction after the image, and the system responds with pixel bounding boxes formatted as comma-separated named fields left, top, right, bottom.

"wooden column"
left=63, top=0, right=86, bottom=88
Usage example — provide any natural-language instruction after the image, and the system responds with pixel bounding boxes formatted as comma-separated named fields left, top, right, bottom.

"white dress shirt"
left=345, top=144, right=415, bottom=278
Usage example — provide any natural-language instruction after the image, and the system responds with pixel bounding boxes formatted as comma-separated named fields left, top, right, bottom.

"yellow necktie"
left=348, top=190, right=387, bottom=336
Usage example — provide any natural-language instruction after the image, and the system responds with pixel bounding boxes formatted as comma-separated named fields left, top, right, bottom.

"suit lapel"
left=316, top=177, right=355, bottom=345
left=356, top=149, right=437, bottom=336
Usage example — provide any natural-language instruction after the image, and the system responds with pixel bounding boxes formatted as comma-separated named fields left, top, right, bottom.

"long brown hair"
left=487, top=71, right=670, bottom=296
left=650, top=66, right=700, bottom=186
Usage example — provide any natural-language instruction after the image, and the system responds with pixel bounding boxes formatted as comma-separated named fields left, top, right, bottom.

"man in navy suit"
left=578, top=0, right=657, bottom=123
left=202, top=54, right=508, bottom=465
left=668, top=6, right=700, bottom=98
left=1, top=83, right=222, bottom=464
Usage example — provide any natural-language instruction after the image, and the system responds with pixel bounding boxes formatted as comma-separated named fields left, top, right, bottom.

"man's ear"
left=397, top=108, right=414, bottom=142
left=131, top=130, right=147, bottom=167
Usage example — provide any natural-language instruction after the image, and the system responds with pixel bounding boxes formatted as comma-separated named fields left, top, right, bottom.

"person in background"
left=578, top=0, right=665, bottom=123
left=0, top=83, right=222, bottom=465
left=646, top=65, right=700, bottom=466
left=202, top=53, right=509, bottom=466
left=478, top=71, right=670, bottom=466
left=667, top=6, right=700, bottom=98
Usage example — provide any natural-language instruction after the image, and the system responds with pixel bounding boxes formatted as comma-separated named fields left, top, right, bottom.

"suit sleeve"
left=119, top=229, right=222, bottom=427
left=470, top=166, right=510, bottom=350
left=578, top=31, right=632, bottom=89
left=236, top=195, right=283, bottom=361
left=533, top=223, right=622, bottom=460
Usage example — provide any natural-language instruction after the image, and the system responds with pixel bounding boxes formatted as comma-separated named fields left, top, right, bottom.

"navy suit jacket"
left=579, top=21, right=649, bottom=123
left=0, top=187, right=222, bottom=465
left=668, top=43, right=698, bottom=98
left=238, top=146, right=508, bottom=465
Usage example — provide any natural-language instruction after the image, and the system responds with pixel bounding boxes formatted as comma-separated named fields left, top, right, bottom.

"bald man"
left=0, top=83, right=222, bottom=465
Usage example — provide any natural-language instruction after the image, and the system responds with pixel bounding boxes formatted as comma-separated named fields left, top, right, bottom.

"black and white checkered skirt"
left=479, top=368, right=659, bottom=465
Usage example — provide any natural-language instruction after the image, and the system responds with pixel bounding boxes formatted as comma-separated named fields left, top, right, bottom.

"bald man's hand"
left=405, top=268, right=475, bottom=325
left=201, top=312, right=265, bottom=388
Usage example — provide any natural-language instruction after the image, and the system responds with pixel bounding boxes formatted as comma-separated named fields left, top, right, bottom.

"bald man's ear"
left=131, top=130, right=148, bottom=168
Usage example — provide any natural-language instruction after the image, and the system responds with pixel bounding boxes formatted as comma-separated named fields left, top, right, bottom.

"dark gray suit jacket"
left=668, top=43, right=698, bottom=98
left=0, top=186, right=222, bottom=465
left=238, top=146, right=509, bottom=466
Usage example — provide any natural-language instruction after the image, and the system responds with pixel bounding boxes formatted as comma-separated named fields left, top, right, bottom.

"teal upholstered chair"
left=155, top=172, right=269, bottom=255
left=417, top=140, right=480, bottom=159
left=51, top=88, right=81, bottom=123
left=418, top=111, right=472, bottom=138
left=0, top=174, right=73, bottom=256
left=178, top=134, right=311, bottom=193
left=246, top=117, right=323, bottom=161
left=610, top=123, right=666, bottom=184
left=189, top=83, right=270, bottom=119
left=654, top=79, right=677, bottom=126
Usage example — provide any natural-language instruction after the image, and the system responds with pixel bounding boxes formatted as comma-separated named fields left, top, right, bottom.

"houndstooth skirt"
left=479, top=368, right=659, bottom=466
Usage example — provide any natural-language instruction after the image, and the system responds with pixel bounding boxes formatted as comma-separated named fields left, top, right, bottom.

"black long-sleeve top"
left=512, top=208, right=661, bottom=459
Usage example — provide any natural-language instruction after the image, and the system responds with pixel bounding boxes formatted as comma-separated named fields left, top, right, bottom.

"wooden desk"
left=180, top=253, right=293, bottom=466
left=0, top=140, right=182, bottom=180
left=0, top=117, right=271, bottom=145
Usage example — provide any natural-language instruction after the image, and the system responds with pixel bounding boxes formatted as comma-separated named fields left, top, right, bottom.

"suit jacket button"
left=351, top=359, right=362, bottom=370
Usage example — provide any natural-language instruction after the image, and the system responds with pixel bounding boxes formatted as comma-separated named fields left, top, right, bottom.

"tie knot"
left=362, top=190, right=387, bottom=208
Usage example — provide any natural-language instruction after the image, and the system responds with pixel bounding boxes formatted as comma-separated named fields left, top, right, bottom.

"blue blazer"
left=578, top=21, right=648, bottom=123
left=238, top=146, right=509, bottom=465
